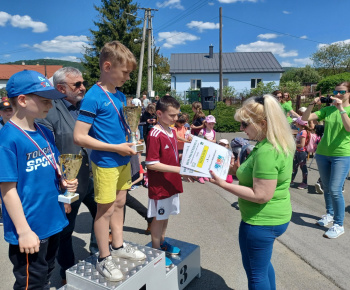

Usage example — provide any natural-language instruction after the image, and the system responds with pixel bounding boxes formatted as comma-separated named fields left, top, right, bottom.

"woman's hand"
left=209, top=170, right=225, bottom=187
left=330, top=96, right=343, bottom=111
left=313, top=96, right=321, bottom=104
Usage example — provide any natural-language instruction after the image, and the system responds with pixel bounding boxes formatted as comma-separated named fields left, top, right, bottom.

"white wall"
left=171, top=72, right=282, bottom=95
left=0, top=80, right=7, bottom=89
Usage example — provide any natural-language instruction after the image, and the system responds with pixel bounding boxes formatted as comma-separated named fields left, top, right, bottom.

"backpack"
left=305, top=132, right=318, bottom=153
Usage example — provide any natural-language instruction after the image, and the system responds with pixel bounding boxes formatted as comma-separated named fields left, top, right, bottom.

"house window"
left=191, top=79, right=202, bottom=90
left=223, top=79, right=229, bottom=87
left=251, top=78, right=262, bottom=89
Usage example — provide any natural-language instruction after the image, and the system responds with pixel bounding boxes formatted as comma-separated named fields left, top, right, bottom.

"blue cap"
left=6, top=70, right=65, bottom=99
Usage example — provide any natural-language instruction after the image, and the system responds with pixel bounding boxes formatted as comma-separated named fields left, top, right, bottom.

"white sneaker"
left=317, top=214, right=334, bottom=226
left=315, top=183, right=324, bottom=194
left=324, top=224, right=344, bottom=239
left=96, top=256, right=123, bottom=281
left=111, top=243, right=146, bottom=261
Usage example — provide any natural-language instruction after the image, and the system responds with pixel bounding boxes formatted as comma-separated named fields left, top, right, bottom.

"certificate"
left=180, top=143, right=211, bottom=177
left=181, top=136, right=231, bottom=180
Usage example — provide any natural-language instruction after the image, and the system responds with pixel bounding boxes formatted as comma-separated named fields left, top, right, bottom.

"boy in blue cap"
left=0, top=70, right=78, bottom=289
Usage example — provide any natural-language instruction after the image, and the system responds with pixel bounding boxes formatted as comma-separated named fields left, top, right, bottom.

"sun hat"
left=6, top=70, right=65, bottom=99
left=218, top=139, right=229, bottom=145
left=205, top=115, right=216, bottom=123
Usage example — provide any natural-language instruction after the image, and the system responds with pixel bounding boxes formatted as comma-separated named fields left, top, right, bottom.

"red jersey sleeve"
left=146, top=128, right=161, bottom=162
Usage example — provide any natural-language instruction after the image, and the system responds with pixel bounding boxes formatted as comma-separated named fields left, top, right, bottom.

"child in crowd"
left=140, top=103, right=157, bottom=144
left=175, top=114, right=192, bottom=155
left=218, top=139, right=234, bottom=183
left=146, top=95, right=189, bottom=268
left=198, top=115, right=217, bottom=143
left=0, top=70, right=78, bottom=289
left=74, top=41, right=146, bottom=282
left=182, top=112, right=191, bottom=130
left=291, top=117, right=311, bottom=189
left=190, top=101, right=205, bottom=135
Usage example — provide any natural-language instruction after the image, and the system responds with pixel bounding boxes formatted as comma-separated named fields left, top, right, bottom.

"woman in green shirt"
left=210, top=95, right=295, bottom=290
left=302, top=82, right=350, bottom=239
left=273, top=91, right=300, bottom=125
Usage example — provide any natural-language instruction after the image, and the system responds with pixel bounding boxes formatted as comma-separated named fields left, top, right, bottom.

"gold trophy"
left=58, top=154, right=82, bottom=204
left=123, top=105, right=144, bottom=152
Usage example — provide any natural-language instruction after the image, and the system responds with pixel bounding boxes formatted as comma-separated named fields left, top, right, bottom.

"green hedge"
left=180, top=102, right=241, bottom=132
left=316, top=72, right=350, bottom=94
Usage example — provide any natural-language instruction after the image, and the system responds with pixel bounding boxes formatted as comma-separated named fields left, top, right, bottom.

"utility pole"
left=136, top=10, right=148, bottom=99
left=147, top=10, right=152, bottom=96
left=219, top=7, right=223, bottom=102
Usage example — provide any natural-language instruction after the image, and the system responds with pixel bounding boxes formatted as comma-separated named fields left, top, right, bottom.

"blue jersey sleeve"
left=78, top=94, right=99, bottom=124
left=0, top=145, right=18, bottom=182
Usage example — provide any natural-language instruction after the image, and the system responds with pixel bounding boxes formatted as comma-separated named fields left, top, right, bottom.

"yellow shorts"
left=92, top=161, right=132, bottom=204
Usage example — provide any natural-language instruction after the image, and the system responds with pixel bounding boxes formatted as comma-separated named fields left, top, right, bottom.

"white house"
left=170, top=46, right=284, bottom=96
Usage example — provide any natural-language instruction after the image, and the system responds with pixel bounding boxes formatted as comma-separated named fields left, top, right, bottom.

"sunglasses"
left=64, top=81, right=88, bottom=88
left=333, top=90, right=347, bottom=95
left=241, top=121, right=250, bottom=129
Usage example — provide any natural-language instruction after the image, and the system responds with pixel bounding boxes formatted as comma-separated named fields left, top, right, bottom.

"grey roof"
left=170, top=52, right=284, bottom=74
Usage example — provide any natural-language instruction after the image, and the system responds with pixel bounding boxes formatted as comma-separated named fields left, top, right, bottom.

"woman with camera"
left=210, top=95, right=295, bottom=289
left=302, top=82, right=350, bottom=239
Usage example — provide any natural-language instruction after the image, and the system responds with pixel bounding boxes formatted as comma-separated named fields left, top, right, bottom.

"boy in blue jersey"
left=0, top=70, right=78, bottom=290
left=74, top=41, right=146, bottom=282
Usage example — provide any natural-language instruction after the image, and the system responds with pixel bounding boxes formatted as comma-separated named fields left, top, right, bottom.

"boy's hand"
left=18, top=230, right=40, bottom=254
left=115, top=143, right=137, bottom=156
left=60, top=178, right=78, bottom=192
left=64, top=203, right=72, bottom=214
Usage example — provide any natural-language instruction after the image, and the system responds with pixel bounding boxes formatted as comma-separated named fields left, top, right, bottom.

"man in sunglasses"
left=36, top=67, right=97, bottom=286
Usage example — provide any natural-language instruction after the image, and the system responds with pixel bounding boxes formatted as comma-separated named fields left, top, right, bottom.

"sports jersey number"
left=179, top=265, right=188, bottom=284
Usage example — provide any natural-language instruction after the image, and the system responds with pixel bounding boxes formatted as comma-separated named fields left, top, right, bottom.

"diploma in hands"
left=180, top=136, right=231, bottom=179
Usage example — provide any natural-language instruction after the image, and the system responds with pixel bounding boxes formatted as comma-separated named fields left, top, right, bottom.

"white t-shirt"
left=132, top=98, right=142, bottom=106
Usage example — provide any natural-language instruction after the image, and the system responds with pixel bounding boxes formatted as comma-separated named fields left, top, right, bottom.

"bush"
left=180, top=102, right=241, bottom=133
left=316, top=72, right=350, bottom=94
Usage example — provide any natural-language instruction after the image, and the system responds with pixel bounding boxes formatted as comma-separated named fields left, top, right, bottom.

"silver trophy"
left=58, top=154, right=82, bottom=204
left=124, top=105, right=144, bottom=152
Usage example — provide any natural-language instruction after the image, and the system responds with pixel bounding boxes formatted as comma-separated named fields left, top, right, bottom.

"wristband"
left=340, top=111, right=347, bottom=115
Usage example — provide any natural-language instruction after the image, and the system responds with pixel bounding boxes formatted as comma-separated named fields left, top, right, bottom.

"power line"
left=223, top=15, right=326, bottom=45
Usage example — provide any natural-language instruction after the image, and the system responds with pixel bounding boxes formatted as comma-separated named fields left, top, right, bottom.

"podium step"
left=60, top=239, right=200, bottom=290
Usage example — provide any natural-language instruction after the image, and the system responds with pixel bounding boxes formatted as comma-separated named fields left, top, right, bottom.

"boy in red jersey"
left=146, top=95, right=190, bottom=267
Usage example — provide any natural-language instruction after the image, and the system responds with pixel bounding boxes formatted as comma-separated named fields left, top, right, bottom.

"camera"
left=320, top=95, right=333, bottom=104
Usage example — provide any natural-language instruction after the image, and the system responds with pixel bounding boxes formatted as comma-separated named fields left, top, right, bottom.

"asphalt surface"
left=1, top=132, right=349, bottom=290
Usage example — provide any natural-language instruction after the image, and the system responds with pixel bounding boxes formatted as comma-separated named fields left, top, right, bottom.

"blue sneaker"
left=165, top=257, right=173, bottom=268
left=160, top=240, right=180, bottom=255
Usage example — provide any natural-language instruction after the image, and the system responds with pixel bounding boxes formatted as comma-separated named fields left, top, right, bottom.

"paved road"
left=1, top=132, right=349, bottom=289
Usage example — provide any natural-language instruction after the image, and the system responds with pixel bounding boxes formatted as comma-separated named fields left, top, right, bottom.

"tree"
left=82, top=0, right=170, bottom=95
left=250, top=81, right=278, bottom=97
left=311, top=43, right=350, bottom=76
left=280, top=65, right=321, bottom=85
left=222, top=86, right=236, bottom=99
left=279, top=81, right=303, bottom=98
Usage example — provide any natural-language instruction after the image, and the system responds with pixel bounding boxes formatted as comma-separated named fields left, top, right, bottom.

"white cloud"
left=318, top=39, right=350, bottom=49
left=294, top=57, right=313, bottom=66
left=33, top=35, right=90, bottom=54
left=300, top=35, right=307, bottom=39
left=156, top=0, right=184, bottom=9
left=186, top=21, right=219, bottom=33
left=158, top=31, right=199, bottom=48
left=0, top=11, right=47, bottom=32
left=281, top=61, right=293, bottom=67
left=0, top=11, right=11, bottom=26
left=283, top=10, right=291, bottom=14
left=235, top=40, right=298, bottom=58
left=45, top=56, right=81, bottom=62
left=3, top=54, right=10, bottom=58
left=257, top=33, right=278, bottom=40
left=10, top=15, right=47, bottom=33
left=218, top=0, right=257, bottom=3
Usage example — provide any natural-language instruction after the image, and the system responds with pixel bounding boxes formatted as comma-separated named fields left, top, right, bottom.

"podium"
left=60, top=239, right=200, bottom=290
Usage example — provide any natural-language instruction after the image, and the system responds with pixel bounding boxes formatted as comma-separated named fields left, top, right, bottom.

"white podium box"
left=146, top=238, right=201, bottom=290
left=59, top=239, right=200, bottom=290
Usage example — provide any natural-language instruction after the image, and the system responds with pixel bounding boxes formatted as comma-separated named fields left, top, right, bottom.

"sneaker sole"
left=316, top=221, right=333, bottom=227
left=324, top=231, right=344, bottom=239
left=96, top=267, right=123, bottom=282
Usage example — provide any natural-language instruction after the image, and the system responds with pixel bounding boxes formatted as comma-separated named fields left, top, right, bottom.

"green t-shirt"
left=281, top=102, right=293, bottom=123
left=315, top=106, right=350, bottom=156
left=236, top=139, right=293, bottom=226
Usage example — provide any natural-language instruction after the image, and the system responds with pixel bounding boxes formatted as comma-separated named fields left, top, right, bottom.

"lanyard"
left=96, top=83, right=130, bottom=135
left=9, top=120, right=60, bottom=178
left=157, top=123, right=178, bottom=163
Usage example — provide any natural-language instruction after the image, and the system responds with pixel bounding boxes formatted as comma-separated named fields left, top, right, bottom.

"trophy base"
left=132, top=143, right=145, bottom=152
left=58, top=193, right=79, bottom=204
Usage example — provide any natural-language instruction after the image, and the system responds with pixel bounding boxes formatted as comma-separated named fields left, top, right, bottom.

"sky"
left=0, top=0, right=349, bottom=68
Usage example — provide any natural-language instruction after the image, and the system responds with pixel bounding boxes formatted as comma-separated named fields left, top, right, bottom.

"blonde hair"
left=99, top=41, right=137, bottom=70
left=234, top=94, right=295, bottom=156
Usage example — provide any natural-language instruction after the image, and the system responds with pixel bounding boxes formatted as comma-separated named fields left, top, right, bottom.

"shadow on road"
left=186, top=267, right=234, bottom=290
left=291, top=211, right=324, bottom=231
